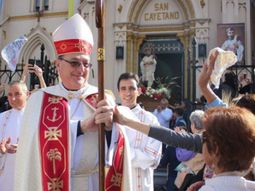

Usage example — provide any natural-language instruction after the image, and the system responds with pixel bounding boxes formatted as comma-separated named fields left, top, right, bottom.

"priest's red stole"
left=39, top=93, right=69, bottom=191
left=105, top=130, right=125, bottom=191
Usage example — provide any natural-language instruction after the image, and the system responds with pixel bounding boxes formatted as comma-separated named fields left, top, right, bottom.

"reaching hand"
left=198, top=50, right=219, bottom=90
left=94, top=98, right=115, bottom=130
left=80, top=113, right=98, bottom=132
left=113, top=106, right=138, bottom=126
left=0, top=137, right=18, bottom=154
left=113, top=106, right=129, bottom=125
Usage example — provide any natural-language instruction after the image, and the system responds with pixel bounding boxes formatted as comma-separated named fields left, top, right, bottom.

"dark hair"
left=203, top=106, right=255, bottom=172
left=234, top=94, right=255, bottom=115
left=224, top=72, right=238, bottom=90
left=174, top=107, right=184, bottom=116
left=117, top=72, right=140, bottom=91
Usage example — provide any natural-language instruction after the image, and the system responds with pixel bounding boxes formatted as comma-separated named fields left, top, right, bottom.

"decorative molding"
left=83, top=12, right=89, bottom=19
left=9, top=12, right=67, bottom=21
left=114, top=31, right=126, bottom=43
left=190, top=18, right=211, bottom=26
left=117, top=4, right=123, bottom=13
left=238, top=2, right=246, bottom=9
left=195, top=28, right=209, bottom=42
left=225, top=0, right=235, bottom=7
left=184, top=0, right=195, bottom=18
left=200, top=0, right=205, bottom=9
left=176, top=0, right=189, bottom=20
left=0, top=16, right=10, bottom=27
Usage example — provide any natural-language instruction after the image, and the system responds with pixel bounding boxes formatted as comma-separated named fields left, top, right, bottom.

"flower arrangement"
left=140, top=77, right=179, bottom=101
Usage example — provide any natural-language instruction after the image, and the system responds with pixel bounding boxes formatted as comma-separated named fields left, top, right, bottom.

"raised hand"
left=0, top=137, right=18, bottom=154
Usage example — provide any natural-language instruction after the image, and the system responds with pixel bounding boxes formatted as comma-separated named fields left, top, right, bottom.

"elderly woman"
left=114, top=105, right=255, bottom=190
left=199, top=106, right=255, bottom=190
left=175, top=110, right=205, bottom=190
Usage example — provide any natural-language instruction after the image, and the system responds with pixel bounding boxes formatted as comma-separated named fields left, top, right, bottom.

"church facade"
left=0, top=0, right=254, bottom=103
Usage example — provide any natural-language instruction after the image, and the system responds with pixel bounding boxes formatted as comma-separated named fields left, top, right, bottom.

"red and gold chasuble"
left=39, top=93, right=69, bottom=191
left=105, top=130, right=125, bottom=191
left=85, top=92, right=126, bottom=191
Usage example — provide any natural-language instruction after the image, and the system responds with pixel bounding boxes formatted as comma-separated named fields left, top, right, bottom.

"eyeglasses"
left=58, top=57, right=92, bottom=68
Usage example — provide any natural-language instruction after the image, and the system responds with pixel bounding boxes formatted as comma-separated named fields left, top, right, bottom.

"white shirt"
left=0, top=108, right=24, bottom=191
left=126, top=104, right=162, bottom=191
left=153, top=107, right=173, bottom=128
left=200, top=175, right=255, bottom=191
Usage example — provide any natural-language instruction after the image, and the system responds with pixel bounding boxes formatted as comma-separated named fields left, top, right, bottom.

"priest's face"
left=56, top=53, right=92, bottom=90
left=118, top=78, right=140, bottom=108
left=7, top=83, right=28, bottom=110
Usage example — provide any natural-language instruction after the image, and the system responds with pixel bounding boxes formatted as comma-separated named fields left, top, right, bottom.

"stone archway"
left=19, top=25, right=55, bottom=65
left=18, top=25, right=57, bottom=88
left=125, top=0, right=196, bottom=98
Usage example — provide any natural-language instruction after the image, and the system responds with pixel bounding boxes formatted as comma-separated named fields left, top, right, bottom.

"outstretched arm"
left=114, top=106, right=203, bottom=153
left=198, top=51, right=219, bottom=104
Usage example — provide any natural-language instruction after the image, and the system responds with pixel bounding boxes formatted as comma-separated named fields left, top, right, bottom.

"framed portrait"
left=217, top=23, right=245, bottom=63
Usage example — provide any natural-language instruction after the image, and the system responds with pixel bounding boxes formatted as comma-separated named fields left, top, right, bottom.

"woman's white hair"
left=189, top=110, right=205, bottom=130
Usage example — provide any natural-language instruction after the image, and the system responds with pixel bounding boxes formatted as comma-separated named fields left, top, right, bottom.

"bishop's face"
left=118, top=79, right=140, bottom=109
left=55, top=53, right=91, bottom=90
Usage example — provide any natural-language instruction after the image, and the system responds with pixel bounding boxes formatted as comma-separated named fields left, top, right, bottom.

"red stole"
left=84, top=93, right=126, bottom=191
left=105, top=130, right=125, bottom=191
left=39, top=93, right=69, bottom=191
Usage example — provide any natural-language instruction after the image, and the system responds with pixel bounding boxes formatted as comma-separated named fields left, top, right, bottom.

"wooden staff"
left=95, top=0, right=105, bottom=190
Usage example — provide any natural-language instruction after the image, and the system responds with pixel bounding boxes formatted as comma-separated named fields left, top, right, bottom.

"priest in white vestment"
left=14, top=14, right=132, bottom=191
left=117, top=73, right=162, bottom=191
left=0, top=81, right=29, bottom=191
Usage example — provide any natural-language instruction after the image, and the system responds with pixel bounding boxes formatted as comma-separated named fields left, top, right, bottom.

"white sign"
left=140, top=0, right=184, bottom=26
left=1, top=36, right=27, bottom=71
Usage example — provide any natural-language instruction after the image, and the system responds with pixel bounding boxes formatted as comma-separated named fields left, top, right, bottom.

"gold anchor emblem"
left=47, top=107, right=62, bottom=122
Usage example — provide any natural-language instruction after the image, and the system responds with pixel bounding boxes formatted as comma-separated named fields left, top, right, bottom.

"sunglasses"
left=58, top=57, right=92, bottom=68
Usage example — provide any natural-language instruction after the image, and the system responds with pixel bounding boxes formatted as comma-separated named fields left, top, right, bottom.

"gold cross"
left=74, top=40, right=87, bottom=51
left=47, top=178, right=63, bottom=191
left=49, top=97, right=62, bottom=104
left=110, top=173, right=122, bottom=187
left=45, top=127, right=62, bottom=141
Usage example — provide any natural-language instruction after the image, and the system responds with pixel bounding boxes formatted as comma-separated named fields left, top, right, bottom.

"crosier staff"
left=95, top=0, right=105, bottom=190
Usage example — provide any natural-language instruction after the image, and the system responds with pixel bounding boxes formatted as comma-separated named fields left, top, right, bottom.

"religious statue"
left=140, top=46, right=157, bottom=87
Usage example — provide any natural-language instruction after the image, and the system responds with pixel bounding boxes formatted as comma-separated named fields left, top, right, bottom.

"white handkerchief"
left=209, top=47, right=237, bottom=88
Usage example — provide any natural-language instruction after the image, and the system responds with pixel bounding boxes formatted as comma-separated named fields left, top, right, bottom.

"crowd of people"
left=0, top=13, right=255, bottom=191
